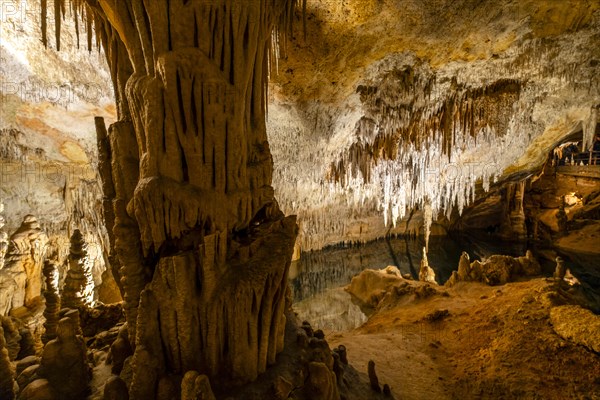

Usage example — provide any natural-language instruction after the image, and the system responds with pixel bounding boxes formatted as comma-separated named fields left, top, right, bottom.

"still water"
left=289, top=234, right=597, bottom=332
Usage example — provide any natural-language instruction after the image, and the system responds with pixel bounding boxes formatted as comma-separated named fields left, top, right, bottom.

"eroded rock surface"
left=0, top=216, right=47, bottom=316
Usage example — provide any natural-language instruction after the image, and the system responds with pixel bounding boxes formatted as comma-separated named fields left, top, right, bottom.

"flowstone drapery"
left=42, top=0, right=301, bottom=395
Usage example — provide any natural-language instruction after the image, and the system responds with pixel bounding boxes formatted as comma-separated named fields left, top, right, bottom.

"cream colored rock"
left=0, top=216, right=48, bottom=316
left=61, top=230, right=95, bottom=309
left=346, top=266, right=404, bottom=308
left=418, top=247, right=437, bottom=285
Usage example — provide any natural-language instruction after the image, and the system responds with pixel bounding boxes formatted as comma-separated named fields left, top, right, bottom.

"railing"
left=556, top=150, right=600, bottom=166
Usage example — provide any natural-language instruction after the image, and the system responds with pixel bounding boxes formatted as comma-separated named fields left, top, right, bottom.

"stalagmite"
left=61, top=229, right=95, bottom=309
left=37, top=317, right=91, bottom=399
left=42, top=257, right=61, bottom=344
left=554, top=257, right=567, bottom=281
left=40, top=1, right=301, bottom=396
left=0, top=202, right=7, bottom=270
left=418, top=247, right=437, bottom=284
left=368, top=360, right=381, bottom=393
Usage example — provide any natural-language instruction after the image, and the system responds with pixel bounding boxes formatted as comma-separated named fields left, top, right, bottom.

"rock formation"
left=418, top=247, right=437, bottom=284
left=61, top=229, right=95, bottom=309
left=553, top=256, right=567, bottom=281
left=446, top=251, right=543, bottom=287
left=0, top=323, right=17, bottom=400
left=368, top=360, right=381, bottom=393
left=181, top=371, right=216, bottom=400
left=0, top=202, right=7, bottom=270
left=42, top=257, right=61, bottom=344
left=37, top=317, right=91, bottom=399
left=40, top=0, right=303, bottom=396
left=0, top=216, right=48, bottom=316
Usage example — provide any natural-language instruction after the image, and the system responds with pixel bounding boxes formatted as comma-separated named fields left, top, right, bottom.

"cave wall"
left=0, top=0, right=116, bottom=301
left=1, top=0, right=599, bottom=257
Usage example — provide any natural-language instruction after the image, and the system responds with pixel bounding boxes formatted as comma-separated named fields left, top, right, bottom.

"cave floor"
left=328, top=279, right=600, bottom=399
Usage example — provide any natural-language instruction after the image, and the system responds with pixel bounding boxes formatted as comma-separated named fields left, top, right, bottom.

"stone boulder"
left=37, top=318, right=91, bottom=399
left=346, top=266, right=404, bottom=308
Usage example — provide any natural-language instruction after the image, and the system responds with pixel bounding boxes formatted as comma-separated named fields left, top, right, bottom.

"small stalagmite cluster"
left=445, top=250, right=542, bottom=287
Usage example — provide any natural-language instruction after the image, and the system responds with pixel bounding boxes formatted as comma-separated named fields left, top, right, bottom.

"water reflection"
left=289, top=234, right=594, bottom=332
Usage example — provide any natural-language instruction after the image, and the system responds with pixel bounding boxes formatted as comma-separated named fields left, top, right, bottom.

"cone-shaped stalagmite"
left=62, top=229, right=95, bottom=309
left=42, top=257, right=61, bottom=344
left=43, top=0, right=301, bottom=396
left=0, top=202, right=7, bottom=270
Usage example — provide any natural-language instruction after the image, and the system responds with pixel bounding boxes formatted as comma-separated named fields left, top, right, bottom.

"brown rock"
left=103, top=376, right=129, bottom=400
left=0, top=323, right=16, bottom=400
left=109, top=323, right=132, bottom=376
left=306, top=361, right=340, bottom=400
left=550, top=305, right=600, bottom=353
left=181, top=371, right=216, bottom=400
left=368, top=360, right=381, bottom=393
left=37, top=318, right=91, bottom=399
left=16, top=364, right=40, bottom=391
left=18, top=379, right=56, bottom=400
left=273, top=375, right=293, bottom=400
left=15, top=355, right=39, bottom=376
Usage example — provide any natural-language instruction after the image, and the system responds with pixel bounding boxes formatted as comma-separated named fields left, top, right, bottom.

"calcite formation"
left=61, top=229, right=95, bottom=309
left=268, top=0, right=600, bottom=251
left=42, top=257, right=61, bottom=344
left=0, top=323, right=17, bottom=400
left=446, top=250, right=541, bottom=286
left=39, top=0, right=302, bottom=396
left=418, top=247, right=437, bottom=284
left=0, top=202, right=7, bottom=270
left=0, top=215, right=48, bottom=316
left=37, top=317, right=91, bottom=399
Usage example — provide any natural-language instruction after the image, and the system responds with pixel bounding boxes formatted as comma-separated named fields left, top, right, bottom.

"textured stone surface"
left=61, top=229, right=95, bottom=309
left=0, top=216, right=47, bottom=316
left=550, top=305, right=600, bottom=354
left=267, top=0, right=600, bottom=251
left=38, top=317, right=91, bottom=399
left=0, top=323, right=17, bottom=400
left=42, top=258, right=60, bottom=344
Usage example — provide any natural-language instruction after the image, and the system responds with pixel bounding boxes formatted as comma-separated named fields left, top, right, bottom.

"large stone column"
left=41, top=0, right=301, bottom=396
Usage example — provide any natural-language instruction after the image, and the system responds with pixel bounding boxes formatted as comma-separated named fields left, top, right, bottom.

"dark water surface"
left=289, top=234, right=598, bottom=332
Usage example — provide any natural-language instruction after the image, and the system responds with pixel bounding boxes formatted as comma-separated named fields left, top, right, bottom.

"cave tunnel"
left=0, top=1, right=599, bottom=399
